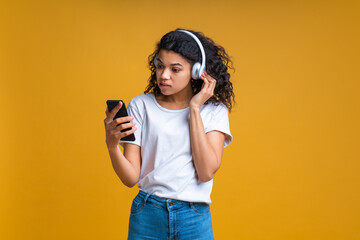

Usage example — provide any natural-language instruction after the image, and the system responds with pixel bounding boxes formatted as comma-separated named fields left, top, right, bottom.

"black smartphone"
left=106, top=100, right=135, bottom=141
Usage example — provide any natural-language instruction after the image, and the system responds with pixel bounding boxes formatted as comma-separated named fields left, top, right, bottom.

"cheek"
left=181, top=69, right=192, bottom=82
left=177, top=75, right=191, bottom=86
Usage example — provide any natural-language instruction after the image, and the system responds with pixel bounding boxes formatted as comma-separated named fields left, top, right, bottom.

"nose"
left=160, top=68, right=171, bottom=80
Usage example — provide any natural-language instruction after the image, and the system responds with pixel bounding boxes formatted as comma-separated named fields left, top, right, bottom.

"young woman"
left=104, top=28, right=235, bottom=240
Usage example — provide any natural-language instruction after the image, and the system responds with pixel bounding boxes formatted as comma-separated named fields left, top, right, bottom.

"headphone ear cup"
left=192, top=62, right=202, bottom=79
left=154, top=55, right=158, bottom=67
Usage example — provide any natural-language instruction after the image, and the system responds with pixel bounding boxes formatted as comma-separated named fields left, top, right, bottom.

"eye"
left=172, top=68, right=180, bottom=73
left=157, top=65, right=164, bottom=69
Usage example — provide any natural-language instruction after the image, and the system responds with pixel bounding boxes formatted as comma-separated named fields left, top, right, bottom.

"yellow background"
left=1, top=0, right=359, bottom=239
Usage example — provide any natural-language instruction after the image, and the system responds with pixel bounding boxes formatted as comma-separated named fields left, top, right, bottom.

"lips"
left=159, top=82, right=170, bottom=88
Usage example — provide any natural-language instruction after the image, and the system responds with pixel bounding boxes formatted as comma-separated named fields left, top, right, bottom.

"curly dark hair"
left=144, top=28, right=235, bottom=111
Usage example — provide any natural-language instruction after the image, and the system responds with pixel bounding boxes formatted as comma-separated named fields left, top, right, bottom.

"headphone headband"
left=176, top=29, right=206, bottom=72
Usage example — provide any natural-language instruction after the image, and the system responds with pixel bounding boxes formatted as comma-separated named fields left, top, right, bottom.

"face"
left=156, top=49, right=192, bottom=97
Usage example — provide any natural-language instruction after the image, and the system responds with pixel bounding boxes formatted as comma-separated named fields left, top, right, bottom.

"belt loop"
left=143, top=192, right=151, bottom=204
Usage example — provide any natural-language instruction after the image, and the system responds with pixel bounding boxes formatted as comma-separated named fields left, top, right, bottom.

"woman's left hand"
left=189, top=71, right=217, bottom=110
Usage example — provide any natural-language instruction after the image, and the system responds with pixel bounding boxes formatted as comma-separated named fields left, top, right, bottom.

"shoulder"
left=126, top=94, right=155, bottom=122
left=202, top=101, right=229, bottom=115
left=128, top=93, right=154, bottom=107
left=203, top=102, right=232, bottom=147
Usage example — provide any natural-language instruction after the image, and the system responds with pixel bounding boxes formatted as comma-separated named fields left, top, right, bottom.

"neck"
left=156, top=86, right=194, bottom=110
left=163, top=91, right=193, bottom=103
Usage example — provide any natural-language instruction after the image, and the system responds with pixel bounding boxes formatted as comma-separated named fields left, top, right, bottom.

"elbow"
left=125, top=183, right=137, bottom=188
left=194, top=154, right=222, bottom=182
left=197, top=172, right=215, bottom=183
left=121, top=176, right=139, bottom=188
left=123, top=180, right=138, bottom=188
left=196, top=163, right=221, bottom=182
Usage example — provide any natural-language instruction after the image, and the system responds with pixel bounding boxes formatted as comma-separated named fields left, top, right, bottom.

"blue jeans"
left=128, top=191, right=214, bottom=240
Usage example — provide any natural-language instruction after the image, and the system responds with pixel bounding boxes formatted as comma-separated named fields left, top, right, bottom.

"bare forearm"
left=107, top=146, right=139, bottom=187
left=189, top=107, right=220, bottom=182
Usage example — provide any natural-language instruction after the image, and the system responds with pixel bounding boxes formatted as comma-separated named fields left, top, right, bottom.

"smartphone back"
left=106, top=100, right=135, bottom=141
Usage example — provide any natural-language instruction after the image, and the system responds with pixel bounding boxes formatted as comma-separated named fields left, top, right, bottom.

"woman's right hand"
left=104, top=101, right=137, bottom=150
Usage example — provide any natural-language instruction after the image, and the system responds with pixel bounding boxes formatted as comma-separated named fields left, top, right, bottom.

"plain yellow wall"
left=1, top=0, right=359, bottom=239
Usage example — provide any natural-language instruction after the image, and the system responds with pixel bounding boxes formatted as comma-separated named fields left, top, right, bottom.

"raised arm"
left=189, top=71, right=226, bottom=182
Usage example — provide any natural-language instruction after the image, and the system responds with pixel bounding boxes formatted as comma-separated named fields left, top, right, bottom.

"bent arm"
left=108, top=143, right=141, bottom=188
left=190, top=108, right=225, bottom=182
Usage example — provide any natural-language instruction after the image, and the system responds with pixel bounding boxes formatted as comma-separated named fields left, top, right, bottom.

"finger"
left=110, top=121, right=135, bottom=136
left=200, top=72, right=210, bottom=85
left=201, top=70, right=208, bottom=78
left=115, top=122, right=136, bottom=132
left=201, top=71, right=214, bottom=82
left=202, top=72, right=216, bottom=91
left=110, top=101, right=123, bottom=114
left=201, top=79, right=209, bottom=91
left=208, top=79, right=216, bottom=95
left=201, top=77, right=212, bottom=94
left=118, top=127, right=137, bottom=139
left=109, top=116, right=134, bottom=130
left=207, top=74, right=216, bottom=87
left=203, top=71, right=216, bottom=81
left=107, top=101, right=123, bottom=121
left=112, top=116, right=134, bottom=126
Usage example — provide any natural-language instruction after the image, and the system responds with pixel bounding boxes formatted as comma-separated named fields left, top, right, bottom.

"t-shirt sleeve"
left=205, top=104, right=233, bottom=148
left=119, top=98, right=142, bottom=147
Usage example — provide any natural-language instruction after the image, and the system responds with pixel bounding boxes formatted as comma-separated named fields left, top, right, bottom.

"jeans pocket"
left=190, top=202, right=210, bottom=215
left=130, top=194, right=145, bottom=215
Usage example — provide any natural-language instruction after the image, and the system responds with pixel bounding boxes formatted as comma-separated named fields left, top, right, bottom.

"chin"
left=160, top=91, right=172, bottom=96
left=159, top=89, right=172, bottom=95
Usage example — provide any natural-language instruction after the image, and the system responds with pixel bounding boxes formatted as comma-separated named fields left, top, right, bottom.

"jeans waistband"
left=137, top=190, right=192, bottom=210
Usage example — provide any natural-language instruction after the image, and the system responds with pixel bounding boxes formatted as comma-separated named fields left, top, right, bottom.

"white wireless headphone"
left=154, top=29, right=206, bottom=80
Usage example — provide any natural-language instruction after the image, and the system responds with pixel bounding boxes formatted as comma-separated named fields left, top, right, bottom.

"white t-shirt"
left=120, top=93, right=232, bottom=204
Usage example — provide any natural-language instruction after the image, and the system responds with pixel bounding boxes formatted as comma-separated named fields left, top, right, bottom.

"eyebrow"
left=157, top=58, right=183, bottom=67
